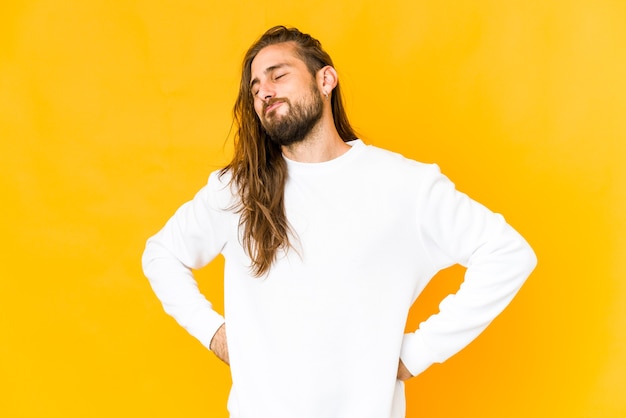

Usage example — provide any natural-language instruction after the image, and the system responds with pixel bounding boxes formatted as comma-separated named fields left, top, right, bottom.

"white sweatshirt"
left=142, top=140, right=536, bottom=418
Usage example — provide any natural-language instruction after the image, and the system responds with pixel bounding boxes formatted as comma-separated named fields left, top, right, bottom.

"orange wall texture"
left=1, top=1, right=625, bottom=417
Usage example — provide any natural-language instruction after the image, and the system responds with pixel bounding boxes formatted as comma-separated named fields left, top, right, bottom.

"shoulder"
left=198, top=169, right=238, bottom=210
left=354, top=140, right=442, bottom=179
left=208, top=168, right=232, bottom=189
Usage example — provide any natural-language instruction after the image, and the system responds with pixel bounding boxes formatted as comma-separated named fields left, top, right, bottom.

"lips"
left=264, top=100, right=285, bottom=115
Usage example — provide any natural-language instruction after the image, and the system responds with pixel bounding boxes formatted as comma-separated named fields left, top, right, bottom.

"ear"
left=317, top=65, right=338, bottom=97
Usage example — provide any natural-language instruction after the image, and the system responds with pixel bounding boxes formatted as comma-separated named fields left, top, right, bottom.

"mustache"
left=263, top=98, right=289, bottom=114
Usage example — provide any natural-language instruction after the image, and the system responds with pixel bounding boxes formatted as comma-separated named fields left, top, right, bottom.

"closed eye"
left=250, top=69, right=289, bottom=97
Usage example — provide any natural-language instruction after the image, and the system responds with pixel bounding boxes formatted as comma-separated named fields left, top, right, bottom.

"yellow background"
left=1, top=0, right=624, bottom=417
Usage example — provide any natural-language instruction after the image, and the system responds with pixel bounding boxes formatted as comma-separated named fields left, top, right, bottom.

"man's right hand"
left=210, top=323, right=230, bottom=365
left=397, top=359, right=413, bottom=381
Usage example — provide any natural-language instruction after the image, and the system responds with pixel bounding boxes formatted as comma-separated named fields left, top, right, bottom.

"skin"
left=250, top=42, right=350, bottom=162
left=210, top=323, right=229, bottom=365
left=210, top=42, right=413, bottom=382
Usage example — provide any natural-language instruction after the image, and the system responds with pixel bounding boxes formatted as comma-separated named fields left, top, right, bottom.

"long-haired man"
left=143, top=26, right=536, bottom=418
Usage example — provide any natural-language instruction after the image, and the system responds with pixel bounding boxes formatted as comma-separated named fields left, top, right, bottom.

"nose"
left=257, top=82, right=275, bottom=102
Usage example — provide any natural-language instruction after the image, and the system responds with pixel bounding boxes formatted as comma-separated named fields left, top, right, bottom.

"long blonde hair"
left=221, top=26, right=358, bottom=276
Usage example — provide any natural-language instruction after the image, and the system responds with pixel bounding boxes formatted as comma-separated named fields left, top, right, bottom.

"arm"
left=400, top=165, right=537, bottom=377
left=210, top=323, right=230, bottom=365
left=142, top=172, right=230, bottom=353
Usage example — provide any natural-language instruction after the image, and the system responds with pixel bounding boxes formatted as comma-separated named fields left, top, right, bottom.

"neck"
left=281, top=116, right=350, bottom=163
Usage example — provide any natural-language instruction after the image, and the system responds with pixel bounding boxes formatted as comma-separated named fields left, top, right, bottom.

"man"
left=142, top=26, right=537, bottom=418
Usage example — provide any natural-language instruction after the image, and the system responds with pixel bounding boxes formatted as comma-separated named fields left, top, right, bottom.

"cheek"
left=253, top=100, right=264, bottom=118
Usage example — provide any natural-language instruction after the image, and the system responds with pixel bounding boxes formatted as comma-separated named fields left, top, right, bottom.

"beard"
left=261, top=84, right=324, bottom=147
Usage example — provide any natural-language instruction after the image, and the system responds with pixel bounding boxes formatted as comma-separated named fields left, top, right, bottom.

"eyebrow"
left=250, top=63, right=289, bottom=90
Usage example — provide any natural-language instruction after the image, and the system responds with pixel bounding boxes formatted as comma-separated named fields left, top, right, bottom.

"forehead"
left=250, top=42, right=305, bottom=77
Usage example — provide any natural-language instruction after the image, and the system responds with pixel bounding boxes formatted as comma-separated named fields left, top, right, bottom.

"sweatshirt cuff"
left=399, top=332, right=439, bottom=377
left=185, top=307, right=225, bottom=351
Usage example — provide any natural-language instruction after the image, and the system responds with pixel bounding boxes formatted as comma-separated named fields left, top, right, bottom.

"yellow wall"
left=1, top=1, right=624, bottom=417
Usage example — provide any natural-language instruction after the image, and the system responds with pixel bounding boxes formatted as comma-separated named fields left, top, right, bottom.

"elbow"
left=141, top=237, right=159, bottom=277
left=526, top=238, right=537, bottom=274
left=518, top=237, right=538, bottom=279
left=141, top=245, right=152, bottom=278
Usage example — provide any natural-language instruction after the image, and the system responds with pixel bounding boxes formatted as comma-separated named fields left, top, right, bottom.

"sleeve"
left=400, top=164, right=537, bottom=376
left=141, top=171, right=230, bottom=351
